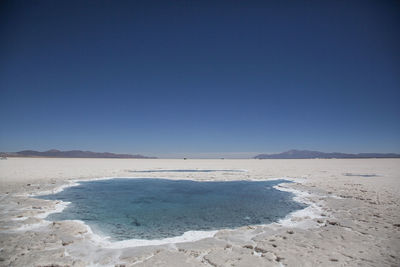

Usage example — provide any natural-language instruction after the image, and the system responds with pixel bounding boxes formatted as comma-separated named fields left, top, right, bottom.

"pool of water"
left=129, top=169, right=246, bottom=173
left=38, top=178, right=306, bottom=241
left=343, top=173, right=379, bottom=177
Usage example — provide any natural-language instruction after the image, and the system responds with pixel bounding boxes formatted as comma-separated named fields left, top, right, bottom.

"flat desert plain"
left=0, top=158, right=399, bottom=266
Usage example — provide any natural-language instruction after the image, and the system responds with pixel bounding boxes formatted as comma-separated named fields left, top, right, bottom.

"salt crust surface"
left=0, top=158, right=399, bottom=266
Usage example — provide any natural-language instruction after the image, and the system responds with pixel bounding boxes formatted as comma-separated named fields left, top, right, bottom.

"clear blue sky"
left=1, top=0, right=399, bottom=157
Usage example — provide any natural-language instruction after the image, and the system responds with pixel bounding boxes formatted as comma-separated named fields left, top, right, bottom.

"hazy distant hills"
left=0, top=149, right=156, bottom=159
left=254, top=150, right=400, bottom=159
left=1, top=149, right=399, bottom=159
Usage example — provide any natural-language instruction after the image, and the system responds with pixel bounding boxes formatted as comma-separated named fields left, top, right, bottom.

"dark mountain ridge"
left=0, top=149, right=156, bottom=159
left=255, top=149, right=400, bottom=159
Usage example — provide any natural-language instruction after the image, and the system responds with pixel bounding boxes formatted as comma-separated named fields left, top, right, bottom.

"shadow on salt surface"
left=343, top=173, right=379, bottom=177
left=128, top=169, right=247, bottom=173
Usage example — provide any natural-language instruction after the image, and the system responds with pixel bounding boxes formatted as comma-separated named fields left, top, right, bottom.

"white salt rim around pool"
left=16, top=176, right=332, bottom=248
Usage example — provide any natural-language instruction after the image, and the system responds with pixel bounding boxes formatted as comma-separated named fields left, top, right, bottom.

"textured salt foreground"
left=0, top=159, right=399, bottom=266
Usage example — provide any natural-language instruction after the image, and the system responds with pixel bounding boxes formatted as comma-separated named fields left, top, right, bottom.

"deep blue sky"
left=1, top=0, right=399, bottom=157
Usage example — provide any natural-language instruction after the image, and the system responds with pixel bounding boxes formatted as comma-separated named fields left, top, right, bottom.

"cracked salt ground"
left=0, top=158, right=399, bottom=266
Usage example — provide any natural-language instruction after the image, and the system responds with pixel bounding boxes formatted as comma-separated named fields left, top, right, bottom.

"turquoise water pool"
left=38, top=178, right=306, bottom=240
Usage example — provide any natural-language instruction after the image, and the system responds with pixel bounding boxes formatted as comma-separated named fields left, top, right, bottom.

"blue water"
left=129, top=169, right=245, bottom=173
left=38, top=178, right=306, bottom=241
left=343, top=173, right=379, bottom=177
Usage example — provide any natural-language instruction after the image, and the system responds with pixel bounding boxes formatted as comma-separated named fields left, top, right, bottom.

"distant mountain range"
left=254, top=149, right=400, bottom=159
left=1, top=149, right=399, bottom=159
left=0, top=149, right=156, bottom=159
